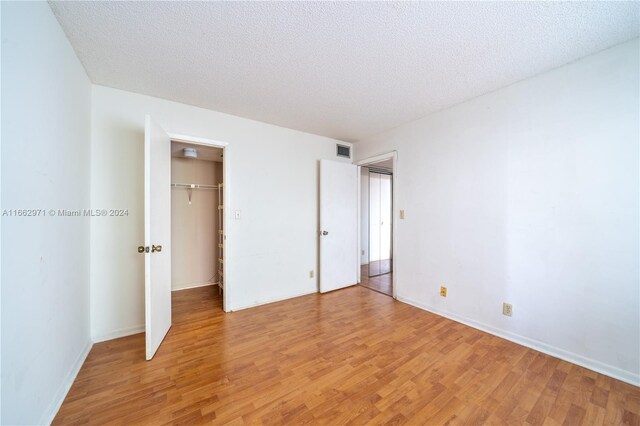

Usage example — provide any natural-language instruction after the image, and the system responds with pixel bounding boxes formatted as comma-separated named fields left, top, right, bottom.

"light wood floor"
left=360, top=264, right=393, bottom=296
left=54, top=286, right=639, bottom=425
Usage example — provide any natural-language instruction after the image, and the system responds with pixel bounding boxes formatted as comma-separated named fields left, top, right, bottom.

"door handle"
left=138, top=246, right=149, bottom=253
left=152, top=245, right=162, bottom=253
left=321, top=231, right=328, bottom=236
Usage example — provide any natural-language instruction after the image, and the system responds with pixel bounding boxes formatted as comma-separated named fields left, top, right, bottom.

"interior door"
left=144, top=115, right=172, bottom=360
left=319, top=159, right=358, bottom=293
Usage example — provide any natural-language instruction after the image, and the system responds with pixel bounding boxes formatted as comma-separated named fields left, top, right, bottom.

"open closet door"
left=319, top=159, right=358, bottom=293
left=144, top=115, right=172, bottom=360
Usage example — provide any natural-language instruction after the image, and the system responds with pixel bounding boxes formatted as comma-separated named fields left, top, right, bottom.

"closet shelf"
left=171, top=183, right=218, bottom=190
left=217, top=182, right=224, bottom=295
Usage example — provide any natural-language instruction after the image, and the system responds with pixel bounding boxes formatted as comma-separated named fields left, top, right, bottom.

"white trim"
left=357, top=167, right=361, bottom=284
left=172, top=281, right=217, bottom=292
left=229, top=289, right=317, bottom=312
left=41, top=340, right=93, bottom=425
left=397, top=295, right=640, bottom=387
left=167, top=132, right=228, bottom=148
left=355, top=151, right=398, bottom=300
left=92, top=325, right=145, bottom=343
left=355, top=151, right=397, bottom=167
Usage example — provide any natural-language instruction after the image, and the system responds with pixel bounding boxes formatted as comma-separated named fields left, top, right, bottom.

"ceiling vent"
left=336, top=144, right=351, bottom=158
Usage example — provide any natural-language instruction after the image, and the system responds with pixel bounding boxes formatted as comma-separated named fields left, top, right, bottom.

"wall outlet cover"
left=440, top=286, right=447, bottom=297
left=503, top=303, right=513, bottom=317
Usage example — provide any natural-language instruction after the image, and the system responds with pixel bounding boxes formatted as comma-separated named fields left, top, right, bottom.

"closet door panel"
left=144, top=115, right=172, bottom=361
left=368, top=172, right=381, bottom=276
left=379, top=174, right=392, bottom=274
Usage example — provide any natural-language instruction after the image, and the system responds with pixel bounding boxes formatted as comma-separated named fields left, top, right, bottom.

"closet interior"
left=360, top=160, right=393, bottom=296
left=170, top=141, right=224, bottom=308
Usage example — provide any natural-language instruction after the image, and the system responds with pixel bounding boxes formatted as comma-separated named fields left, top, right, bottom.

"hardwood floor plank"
left=563, top=403, right=586, bottom=425
left=53, top=286, right=639, bottom=425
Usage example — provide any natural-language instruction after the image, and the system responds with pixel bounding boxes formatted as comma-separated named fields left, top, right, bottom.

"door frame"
left=355, top=151, right=398, bottom=299
left=167, top=132, right=231, bottom=312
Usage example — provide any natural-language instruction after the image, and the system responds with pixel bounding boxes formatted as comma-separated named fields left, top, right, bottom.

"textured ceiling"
left=49, top=1, right=639, bottom=142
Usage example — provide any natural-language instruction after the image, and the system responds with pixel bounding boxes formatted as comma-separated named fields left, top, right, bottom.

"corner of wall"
left=40, top=341, right=93, bottom=425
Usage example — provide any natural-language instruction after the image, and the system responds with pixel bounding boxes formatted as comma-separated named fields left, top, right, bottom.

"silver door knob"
left=321, top=231, right=328, bottom=236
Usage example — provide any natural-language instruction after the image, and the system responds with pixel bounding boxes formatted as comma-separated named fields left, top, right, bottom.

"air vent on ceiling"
left=336, top=144, right=351, bottom=158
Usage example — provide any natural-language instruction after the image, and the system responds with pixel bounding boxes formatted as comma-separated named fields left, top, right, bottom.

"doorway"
left=359, top=158, right=394, bottom=297
left=170, top=141, right=224, bottom=312
left=143, top=115, right=230, bottom=360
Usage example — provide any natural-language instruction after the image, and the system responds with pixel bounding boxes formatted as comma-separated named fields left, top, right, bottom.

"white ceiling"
left=49, top=1, right=639, bottom=142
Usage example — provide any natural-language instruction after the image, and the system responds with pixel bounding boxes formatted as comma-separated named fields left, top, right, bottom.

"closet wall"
left=171, top=157, right=223, bottom=290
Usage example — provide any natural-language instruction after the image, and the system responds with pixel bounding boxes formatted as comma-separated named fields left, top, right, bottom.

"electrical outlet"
left=440, top=286, right=447, bottom=297
left=400, top=209, right=405, bottom=219
left=309, top=270, right=314, bottom=278
left=503, top=303, right=513, bottom=317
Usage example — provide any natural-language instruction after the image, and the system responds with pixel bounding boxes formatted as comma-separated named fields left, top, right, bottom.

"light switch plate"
left=234, top=210, right=241, bottom=219
left=400, top=210, right=405, bottom=219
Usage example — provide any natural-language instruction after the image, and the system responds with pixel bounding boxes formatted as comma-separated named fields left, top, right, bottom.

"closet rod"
left=171, top=183, right=217, bottom=190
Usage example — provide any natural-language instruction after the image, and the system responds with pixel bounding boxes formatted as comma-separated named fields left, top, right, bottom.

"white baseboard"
left=92, top=324, right=144, bottom=343
left=171, top=281, right=218, bottom=292
left=397, top=295, right=640, bottom=387
left=42, top=340, right=93, bottom=425
left=229, top=289, right=317, bottom=312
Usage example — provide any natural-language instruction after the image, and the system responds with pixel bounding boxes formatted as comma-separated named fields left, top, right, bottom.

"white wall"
left=1, top=2, right=92, bottom=424
left=171, top=158, right=222, bottom=290
left=90, top=86, right=351, bottom=340
left=355, top=39, right=640, bottom=385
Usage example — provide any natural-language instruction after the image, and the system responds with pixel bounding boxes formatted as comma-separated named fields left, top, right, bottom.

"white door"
left=319, top=159, right=358, bottom=293
left=144, top=115, right=172, bottom=360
